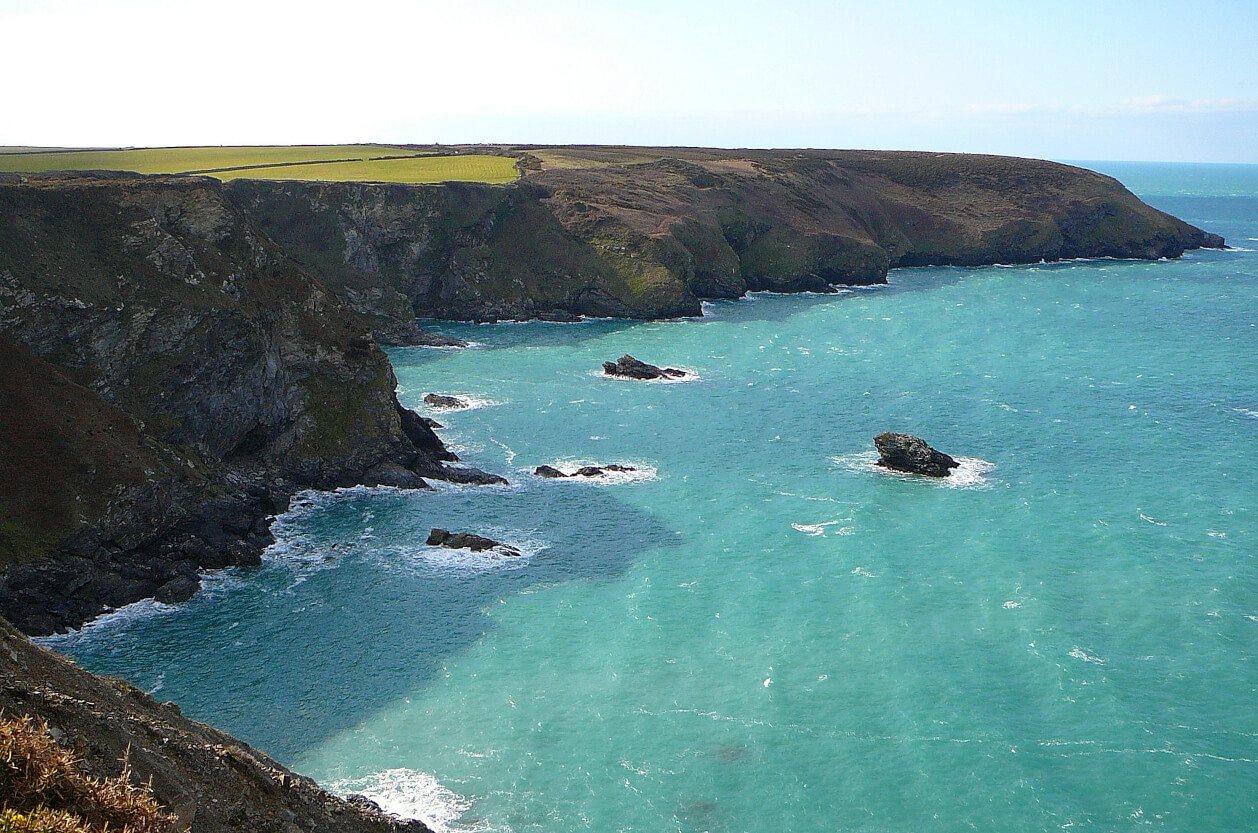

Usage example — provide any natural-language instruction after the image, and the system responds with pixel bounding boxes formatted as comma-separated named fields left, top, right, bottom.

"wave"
left=790, top=520, right=854, bottom=537
left=831, top=451, right=995, bottom=489
left=1234, top=408, right=1258, bottom=420
left=326, top=768, right=493, bottom=833
left=1069, top=647, right=1107, bottom=665
left=34, top=597, right=178, bottom=651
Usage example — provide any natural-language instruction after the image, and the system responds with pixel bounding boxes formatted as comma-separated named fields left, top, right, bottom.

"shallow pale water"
left=49, top=164, right=1258, bottom=832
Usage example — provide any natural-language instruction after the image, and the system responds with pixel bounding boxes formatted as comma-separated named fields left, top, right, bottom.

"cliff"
left=0, top=615, right=430, bottom=832
left=229, top=147, right=1225, bottom=327
left=0, top=173, right=460, bottom=635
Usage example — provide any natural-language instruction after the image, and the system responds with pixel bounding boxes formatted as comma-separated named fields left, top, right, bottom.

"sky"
left=1, top=0, right=1255, bottom=162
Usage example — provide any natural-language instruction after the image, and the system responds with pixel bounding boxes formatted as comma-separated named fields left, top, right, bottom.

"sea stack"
left=874, top=433, right=960, bottom=478
left=602, top=355, right=687, bottom=380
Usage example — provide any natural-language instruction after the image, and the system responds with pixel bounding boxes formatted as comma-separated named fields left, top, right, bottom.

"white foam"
left=1069, top=647, right=1107, bottom=665
left=831, top=451, right=995, bottom=489
left=790, top=519, right=852, bottom=537
left=326, top=769, right=490, bottom=833
left=393, top=530, right=545, bottom=575
left=1234, top=408, right=1258, bottom=419
left=422, top=395, right=503, bottom=412
left=597, top=368, right=701, bottom=384
left=34, top=597, right=177, bottom=650
left=530, top=461, right=660, bottom=485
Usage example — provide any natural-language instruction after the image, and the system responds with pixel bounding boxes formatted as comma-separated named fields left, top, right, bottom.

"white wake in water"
left=529, top=461, right=660, bottom=486
left=421, top=395, right=504, bottom=412
left=831, top=451, right=995, bottom=489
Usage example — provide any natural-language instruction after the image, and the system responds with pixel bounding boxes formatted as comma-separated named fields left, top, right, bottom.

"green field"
left=0, top=145, right=520, bottom=184
left=211, top=154, right=520, bottom=184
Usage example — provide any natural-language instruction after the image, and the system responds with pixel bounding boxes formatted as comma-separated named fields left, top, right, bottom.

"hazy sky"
left=2, top=0, right=1255, bottom=162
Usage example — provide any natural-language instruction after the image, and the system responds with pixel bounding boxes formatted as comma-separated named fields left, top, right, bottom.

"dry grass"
left=0, top=715, right=172, bottom=833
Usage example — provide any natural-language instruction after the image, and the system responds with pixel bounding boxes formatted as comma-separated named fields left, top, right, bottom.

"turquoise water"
left=48, top=164, right=1258, bottom=832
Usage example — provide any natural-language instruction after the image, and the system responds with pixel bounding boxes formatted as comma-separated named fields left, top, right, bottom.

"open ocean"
left=47, top=162, right=1258, bottom=833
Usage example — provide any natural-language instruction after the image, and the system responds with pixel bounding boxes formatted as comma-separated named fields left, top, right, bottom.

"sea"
left=45, top=162, right=1258, bottom=833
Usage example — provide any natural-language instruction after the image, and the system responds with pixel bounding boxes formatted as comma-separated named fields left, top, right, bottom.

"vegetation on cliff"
left=0, top=714, right=171, bottom=833
left=0, top=617, right=429, bottom=833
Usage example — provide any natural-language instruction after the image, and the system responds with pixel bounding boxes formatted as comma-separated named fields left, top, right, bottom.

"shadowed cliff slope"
left=0, top=173, right=461, bottom=634
left=231, top=147, right=1224, bottom=327
left=0, top=615, right=430, bottom=833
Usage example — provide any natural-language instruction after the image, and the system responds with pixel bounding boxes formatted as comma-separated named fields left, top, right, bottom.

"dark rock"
left=421, top=417, right=443, bottom=429
left=603, top=355, right=687, bottom=380
left=534, top=463, right=636, bottom=478
left=361, top=462, right=430, bottom=490
left=396, top=399, right=458, bottom=462
left=439, top=466, right=509, bottom=486
left=538, top=310, right=581, bottom=322
left=346, top=794, right=384, bottom=814
left=413, top=330, right=468, bottom=348
left=425, top=528, right=519, bottom=556
left=873, top=432, right=959, bottom=478
left=154, top=576, right=200, bottom=604
left=533, top=465, right=567, bottom=478
left=423, top=393, right=468, bottom=409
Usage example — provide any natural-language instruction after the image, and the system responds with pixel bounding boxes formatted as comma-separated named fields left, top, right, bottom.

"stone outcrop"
left=874, top=432, right=960, bottom=478
left=603, top=355, right=687, bottom=380
left=0, top=615, right=432, bottom=833
left=425, top=528, right=519, bottom=556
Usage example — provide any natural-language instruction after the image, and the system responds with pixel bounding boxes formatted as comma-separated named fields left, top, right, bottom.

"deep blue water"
left=49, top=162, right=1258, bottom=833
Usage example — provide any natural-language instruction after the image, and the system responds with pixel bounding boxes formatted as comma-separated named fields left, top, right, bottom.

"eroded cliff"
left=0, top=173, right=459, bottom=634
left=230, top=147, right=1225, bottom=328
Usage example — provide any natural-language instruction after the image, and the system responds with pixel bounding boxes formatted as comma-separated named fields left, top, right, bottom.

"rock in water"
left=533, top=463, right=637, bottom=478
left=602, top=355, right=687, bottom=380
left=426, top=528, right=520, bottom=556
left=439, top=465, right=509, bottom=486
left=424, top=393, right=468, bottom=409
left=534, top=465, right=567, bottom=478
left=873, top=432, right=960, bottom=478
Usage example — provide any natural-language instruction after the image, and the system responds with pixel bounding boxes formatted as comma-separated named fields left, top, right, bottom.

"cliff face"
left=0, top=616, right=431, bottom=833
left=231, top=147, right=1225, bottom=328
left=0, top=174, right=458, bottom=634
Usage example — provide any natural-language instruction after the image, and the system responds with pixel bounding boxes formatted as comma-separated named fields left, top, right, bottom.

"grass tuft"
left=0, top=715, right=172, bottom=833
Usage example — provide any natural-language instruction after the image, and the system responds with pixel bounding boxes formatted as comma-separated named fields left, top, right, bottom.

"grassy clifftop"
left=0, top=146, right=519, bottom=184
